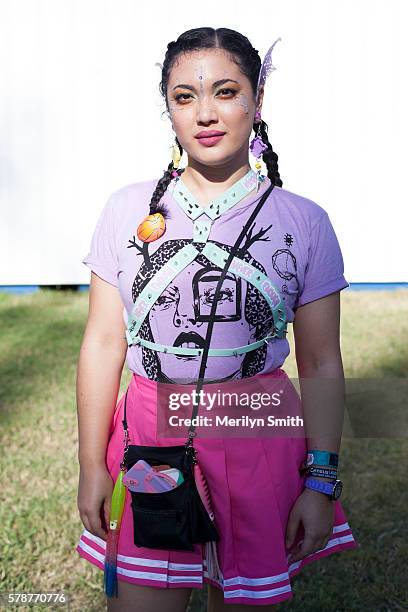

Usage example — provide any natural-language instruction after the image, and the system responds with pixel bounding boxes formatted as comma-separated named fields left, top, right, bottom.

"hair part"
left=149, top=27, right=282, bottom=214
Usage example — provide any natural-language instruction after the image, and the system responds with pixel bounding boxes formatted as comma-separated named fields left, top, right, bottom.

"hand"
left=285, top=487, right=335, bottom=563
left=77, top=463, right=114, bottom=541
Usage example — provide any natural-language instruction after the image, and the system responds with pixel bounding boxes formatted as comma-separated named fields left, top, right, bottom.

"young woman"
left=76, top=27, right=359, bottom=611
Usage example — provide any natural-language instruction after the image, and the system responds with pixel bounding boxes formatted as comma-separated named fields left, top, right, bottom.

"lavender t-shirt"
left=82, top=176, right=349, bottom=383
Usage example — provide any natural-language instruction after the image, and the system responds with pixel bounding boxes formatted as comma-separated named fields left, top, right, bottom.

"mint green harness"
left=125, top=172, right=288, bottom=356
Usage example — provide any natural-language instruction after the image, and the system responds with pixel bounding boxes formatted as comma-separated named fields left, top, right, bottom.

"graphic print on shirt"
left=272, top=233, right=299, bottom=297
left=129, top=238, right=282, bottom=383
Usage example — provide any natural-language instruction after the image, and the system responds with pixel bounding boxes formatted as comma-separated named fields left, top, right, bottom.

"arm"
left=285, top=291, right=345, bottom=562
left=76, top=272, right=128, bottom=539
left=293, top=290, right=345, bottom=459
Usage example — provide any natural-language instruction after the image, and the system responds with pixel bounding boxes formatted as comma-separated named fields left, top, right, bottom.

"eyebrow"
left=172, top=78, right=239, bottom=92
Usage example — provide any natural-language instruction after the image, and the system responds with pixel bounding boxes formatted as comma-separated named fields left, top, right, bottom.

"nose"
left=196, top=95, right=218, bottom=124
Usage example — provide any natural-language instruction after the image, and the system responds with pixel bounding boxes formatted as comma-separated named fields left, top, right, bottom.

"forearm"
left=76, top=339, right=125, bottom=469
left=297, top=356, right=346, bottom=457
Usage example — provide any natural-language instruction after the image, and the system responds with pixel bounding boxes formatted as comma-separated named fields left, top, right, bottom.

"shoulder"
left=103, top=178, right=163, bottom=219
left=270, top=184, right=329, bottom=231
left=109, top=178, right=160, bottom=205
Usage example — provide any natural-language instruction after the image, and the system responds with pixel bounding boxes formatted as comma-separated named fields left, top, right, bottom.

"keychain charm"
left=137, top=212, right=166, bottom=243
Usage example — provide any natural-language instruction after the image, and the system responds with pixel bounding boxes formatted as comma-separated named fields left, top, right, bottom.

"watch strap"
left=304, top=477, right=343, bottom=501
left=304, top=477, right=335, bottom=495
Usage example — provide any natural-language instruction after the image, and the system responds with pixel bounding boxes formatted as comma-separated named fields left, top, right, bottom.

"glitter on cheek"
left=233, top=93, right=249, bottom=113
left=168, top=101, right=186, bottom=114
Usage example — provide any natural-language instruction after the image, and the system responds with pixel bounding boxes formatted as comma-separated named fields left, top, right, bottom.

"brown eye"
left=175, top=93, right=192, bottom=102
left=217, top=88, right=236, bottom=96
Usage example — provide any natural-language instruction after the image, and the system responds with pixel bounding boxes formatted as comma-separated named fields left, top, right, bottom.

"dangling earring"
left=249, top=114, right=268, bottom=192
left=171, top=139, right=182, bottom=178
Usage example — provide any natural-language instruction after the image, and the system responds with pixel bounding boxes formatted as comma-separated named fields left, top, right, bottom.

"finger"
left=285, top=512, right=300, bottom=550
left=287, top=539, right=302, bottom=564
left=87, top=510, right=108, bottom=541
left=290, top=534, right=319, bottom=562
left=319, top=535, right=331, bottom=552
left=80, top=513, right=92, bottom=534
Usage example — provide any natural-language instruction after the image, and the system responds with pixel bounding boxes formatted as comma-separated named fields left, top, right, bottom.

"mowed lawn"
left=0, top=289, right=407, bottom=612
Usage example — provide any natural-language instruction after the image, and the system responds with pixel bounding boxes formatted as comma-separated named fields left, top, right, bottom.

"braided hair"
left=149, top=27, right=283, bottom=214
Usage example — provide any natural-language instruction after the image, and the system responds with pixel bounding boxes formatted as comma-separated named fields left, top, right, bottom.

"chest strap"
left=200, top=243, right=287, bottom=338
left=125, top=243, right=288, bottom=355
left=126, top=243, right=199, bottom=343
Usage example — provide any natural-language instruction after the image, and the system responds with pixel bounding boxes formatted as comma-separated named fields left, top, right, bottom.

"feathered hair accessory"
left=256, top=37, right=282, bottom=102
left=250, top=37, right=282, bottom=191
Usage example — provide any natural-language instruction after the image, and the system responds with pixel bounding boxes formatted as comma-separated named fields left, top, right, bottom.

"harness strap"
left=200, top=243, right=287, bottom=337
left=129, top=333, right=283, bottom=357
left=126, top=243, right=199, bottom=345
left=125, top=181, right=288, bottom=358
left=171, top=167, right=260, bottom=221
left=125, top=244, right=288, bottom=349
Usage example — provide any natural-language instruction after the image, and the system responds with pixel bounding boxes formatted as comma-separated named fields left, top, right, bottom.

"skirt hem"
left=76, top=527, right=360, bottom=606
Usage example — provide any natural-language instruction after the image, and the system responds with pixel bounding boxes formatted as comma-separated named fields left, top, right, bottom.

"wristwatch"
left=304, top=477, right=343, bottom=501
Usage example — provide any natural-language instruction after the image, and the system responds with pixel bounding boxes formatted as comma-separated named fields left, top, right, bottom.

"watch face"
left=333, top=480, right=343, bottom=500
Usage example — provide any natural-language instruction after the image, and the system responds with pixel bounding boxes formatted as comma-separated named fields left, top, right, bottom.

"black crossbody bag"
left=122, top=182, right=275, bottom=552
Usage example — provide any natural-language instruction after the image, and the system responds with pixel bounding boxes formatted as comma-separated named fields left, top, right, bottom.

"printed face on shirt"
left=166, top=48, right=262, bottom=168
left=148, top=259, right=252, bottom=381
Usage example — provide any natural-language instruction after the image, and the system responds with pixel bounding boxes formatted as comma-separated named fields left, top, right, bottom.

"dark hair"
left=149, top=27, right=283, bottom=214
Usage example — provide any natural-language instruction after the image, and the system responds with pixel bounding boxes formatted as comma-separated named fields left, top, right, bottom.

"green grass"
left=0, top=289, right=407, bottom=612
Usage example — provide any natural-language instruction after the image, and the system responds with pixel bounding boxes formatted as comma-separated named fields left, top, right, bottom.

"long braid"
left=148, top=137, right=184, bottom=216
left=256, top=119, right=283, bottom=188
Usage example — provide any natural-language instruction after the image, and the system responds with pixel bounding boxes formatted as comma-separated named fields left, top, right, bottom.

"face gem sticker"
left=196, top=64, right=205, bottom=95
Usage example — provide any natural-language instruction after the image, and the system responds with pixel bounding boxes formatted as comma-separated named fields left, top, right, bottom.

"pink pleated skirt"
left=76, top=368, right=360, bottom=607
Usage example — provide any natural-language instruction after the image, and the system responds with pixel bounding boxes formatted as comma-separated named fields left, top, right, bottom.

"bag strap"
left=185, top=181, right=275, bottom=448
left=121, top=181, right=275, bottom=450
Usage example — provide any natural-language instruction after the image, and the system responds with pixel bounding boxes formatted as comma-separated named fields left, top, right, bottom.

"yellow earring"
left=172, top=141, right=181, bottom=169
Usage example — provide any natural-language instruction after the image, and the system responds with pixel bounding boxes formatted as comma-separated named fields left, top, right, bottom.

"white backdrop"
left=1, top=0, right=407, bottom=284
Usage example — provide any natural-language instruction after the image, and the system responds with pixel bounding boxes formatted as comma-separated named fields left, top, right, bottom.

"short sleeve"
left=82, top=193, right=119, bottom=287
left=295, top=212, right=349, bottom=308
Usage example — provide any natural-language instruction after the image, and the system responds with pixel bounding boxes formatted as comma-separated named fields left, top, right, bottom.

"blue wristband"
left=306, top=450, right=339, bottom=468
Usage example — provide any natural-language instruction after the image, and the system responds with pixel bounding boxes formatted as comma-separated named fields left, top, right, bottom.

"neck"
left=180, top=151, right=253, bottom=208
